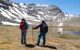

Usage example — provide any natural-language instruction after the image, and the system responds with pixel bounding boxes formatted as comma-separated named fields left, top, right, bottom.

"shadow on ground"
left=26, top=44, right=35, bottom=48
left=44, top=45, right=57, bottom=49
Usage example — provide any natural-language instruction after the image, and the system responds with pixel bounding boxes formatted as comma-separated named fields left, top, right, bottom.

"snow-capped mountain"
left=62, top=13, right=80, bottom=27
left=0, top=2, right=80, bottom=26
left=63, top=13, right=80, bottom=22
left=0, top=2, right=65, bottom=26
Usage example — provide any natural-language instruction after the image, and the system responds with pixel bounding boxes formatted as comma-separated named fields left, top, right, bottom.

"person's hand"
left=32, top=28, right=34, bottom=29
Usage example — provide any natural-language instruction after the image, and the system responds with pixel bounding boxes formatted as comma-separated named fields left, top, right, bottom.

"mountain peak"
left=0, top=2, right=65, bottom=26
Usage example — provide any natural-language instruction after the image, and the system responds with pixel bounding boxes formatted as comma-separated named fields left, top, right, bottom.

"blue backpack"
left=24, top=22, right=28, bottom=29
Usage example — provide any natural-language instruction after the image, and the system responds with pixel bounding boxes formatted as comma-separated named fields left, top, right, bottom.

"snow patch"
left=2, top=21, right=19, bottom=26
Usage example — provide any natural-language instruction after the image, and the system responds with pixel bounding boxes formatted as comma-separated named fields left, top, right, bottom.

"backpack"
left=24, top=22, right=28, bottom=29
left=42, top=23, right=48, bottom=33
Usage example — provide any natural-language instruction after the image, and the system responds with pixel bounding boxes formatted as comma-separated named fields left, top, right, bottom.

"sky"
left=11, top=0, right=80, bottom=14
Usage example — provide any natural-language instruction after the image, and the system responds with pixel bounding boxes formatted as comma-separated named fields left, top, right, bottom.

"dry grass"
left=0, top=25, right=80, bottom=50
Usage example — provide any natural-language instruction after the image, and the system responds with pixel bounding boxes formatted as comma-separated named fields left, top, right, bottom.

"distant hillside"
left=0, top=2, right=80, bottom=26
left=0, top=2, right=64, bottom=26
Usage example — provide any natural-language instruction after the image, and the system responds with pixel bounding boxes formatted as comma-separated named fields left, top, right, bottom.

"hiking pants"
left=37, top=32, right=46, bottom=45
left=21, top=30, right=27, bottom=44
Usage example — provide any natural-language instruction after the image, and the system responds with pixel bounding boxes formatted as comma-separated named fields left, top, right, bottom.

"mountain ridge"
left=0, top=2, right=80, bottom=26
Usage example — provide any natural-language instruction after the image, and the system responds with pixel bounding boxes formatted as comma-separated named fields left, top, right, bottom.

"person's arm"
left=33, top=24, right=41, bottom=29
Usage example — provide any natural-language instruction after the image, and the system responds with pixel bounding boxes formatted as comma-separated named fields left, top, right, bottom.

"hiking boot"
left=21, top=42, right=24, bottom=44
left=35, top=44, right=39, bottom=46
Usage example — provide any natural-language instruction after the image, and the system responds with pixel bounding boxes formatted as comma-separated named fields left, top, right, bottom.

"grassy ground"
left=0, top=25, right=80, bottom=50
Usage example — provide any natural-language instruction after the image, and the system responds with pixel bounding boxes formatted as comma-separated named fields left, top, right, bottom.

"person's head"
left=22, top=18, right=25, bottom=21
left=42, top=20, right=45, bottom=23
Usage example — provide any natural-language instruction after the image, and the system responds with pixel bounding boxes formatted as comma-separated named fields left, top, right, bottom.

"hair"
left=22, top=18, right=25, bottom=21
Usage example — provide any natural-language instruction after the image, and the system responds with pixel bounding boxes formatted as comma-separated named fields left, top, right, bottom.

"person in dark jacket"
left=19, top=18, right=28, bottom=46
left=33, top=20, right=48, bottom=46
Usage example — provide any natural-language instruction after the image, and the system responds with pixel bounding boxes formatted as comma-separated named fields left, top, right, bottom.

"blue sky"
left=11, top=0, right=80, bottom=14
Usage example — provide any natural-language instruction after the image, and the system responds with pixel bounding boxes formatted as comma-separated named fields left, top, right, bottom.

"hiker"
left=33, top=20, right=48, bottom=46
left=19, top=18, right=28, bottom=46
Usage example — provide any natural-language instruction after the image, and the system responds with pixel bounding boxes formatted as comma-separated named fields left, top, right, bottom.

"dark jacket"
left=33, top=21, right=48, bottom=33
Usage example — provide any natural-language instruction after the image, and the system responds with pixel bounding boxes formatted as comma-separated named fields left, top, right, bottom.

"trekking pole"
left=32, top=25, right=34, bottom=45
